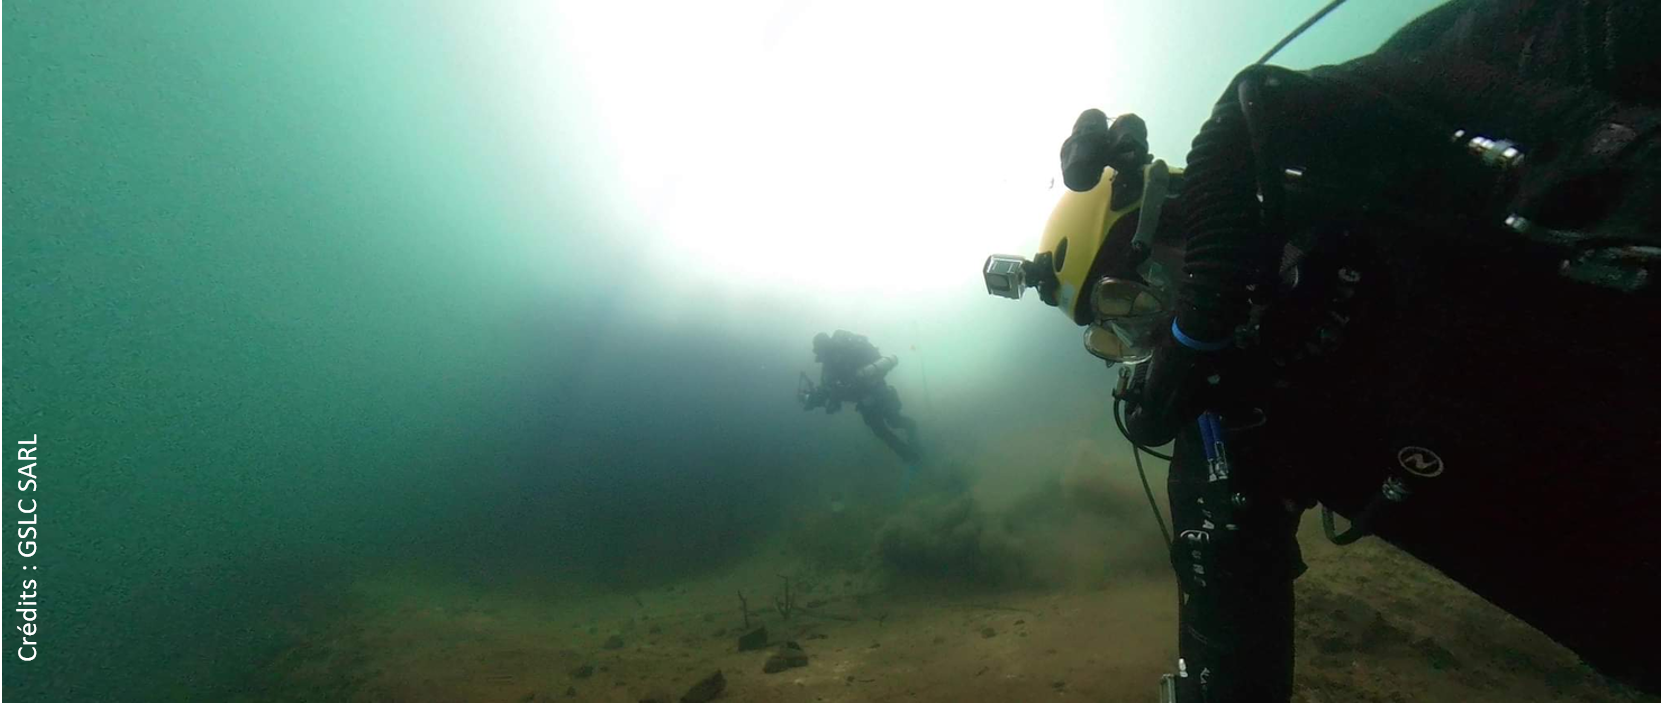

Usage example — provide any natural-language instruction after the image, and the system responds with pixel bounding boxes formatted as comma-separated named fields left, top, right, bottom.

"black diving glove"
left=1123, top=330, right=1215, bottom=448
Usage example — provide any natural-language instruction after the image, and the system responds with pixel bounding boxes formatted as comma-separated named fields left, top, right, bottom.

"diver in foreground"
left=799, top=330, right=923, bottom=465
left=984, top=1, right=1660, bottom=701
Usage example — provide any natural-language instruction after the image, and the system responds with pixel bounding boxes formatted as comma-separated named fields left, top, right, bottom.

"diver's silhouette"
left=799, top=330, right=922, bottom=465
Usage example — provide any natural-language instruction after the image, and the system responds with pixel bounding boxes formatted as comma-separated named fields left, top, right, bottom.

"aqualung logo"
left=1396, top=446, right=1444, bottom=478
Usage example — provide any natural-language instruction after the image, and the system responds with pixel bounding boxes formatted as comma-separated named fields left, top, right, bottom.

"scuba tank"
left=855, top=355, right=898, bottom=383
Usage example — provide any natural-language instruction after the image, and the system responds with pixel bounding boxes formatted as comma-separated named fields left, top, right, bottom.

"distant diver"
left=799, top=330, right=923, bottom=466
left=983, top=1, right=1660, bottom=701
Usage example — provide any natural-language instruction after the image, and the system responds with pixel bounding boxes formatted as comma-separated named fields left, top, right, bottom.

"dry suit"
left=1106, top=1, right=1661, bottom=700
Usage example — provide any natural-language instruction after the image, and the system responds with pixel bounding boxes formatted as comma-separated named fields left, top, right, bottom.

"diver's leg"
left=883, top=388, right=923, bottom=458
left=862, top=407, right=921, bottom=464
left=893, top=414, right=920, bottom=451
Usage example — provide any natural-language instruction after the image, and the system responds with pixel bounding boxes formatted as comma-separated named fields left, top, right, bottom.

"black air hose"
left=1177, top=80, right=1265, bottom=344
left=1123, top=70, right=1285, bottom=447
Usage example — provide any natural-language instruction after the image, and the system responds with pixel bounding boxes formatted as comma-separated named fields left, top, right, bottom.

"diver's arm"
left=815, top=367, right=845, bottom=413
left=802, top=387, right=827, bottom=411
left=1123, top=331, right=1216, bottom=448
left=1167, top=418, right=1302, bottom=703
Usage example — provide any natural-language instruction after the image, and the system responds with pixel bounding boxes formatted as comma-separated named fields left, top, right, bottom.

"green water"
left=3, top=2, right=1454, bottom=700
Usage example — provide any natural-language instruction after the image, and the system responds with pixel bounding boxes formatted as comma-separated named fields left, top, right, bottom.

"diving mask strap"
left=1131, top=160, right=1171, bottom=258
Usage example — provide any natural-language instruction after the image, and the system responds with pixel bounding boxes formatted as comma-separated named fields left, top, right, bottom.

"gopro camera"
left=984, top=255, right=1032, bottom=300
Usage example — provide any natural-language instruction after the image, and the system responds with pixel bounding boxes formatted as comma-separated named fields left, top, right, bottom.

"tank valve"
left=1452, top=129, right=1525, bottom=169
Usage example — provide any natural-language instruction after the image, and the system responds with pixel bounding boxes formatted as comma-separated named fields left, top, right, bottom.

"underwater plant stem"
left=774, top=576, right=795, bottom=620
left=912, top=320, right=936, bottom=416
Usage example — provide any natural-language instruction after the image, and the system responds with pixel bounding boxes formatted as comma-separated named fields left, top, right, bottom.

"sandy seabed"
left=245, top=515, right=1657, bottom=703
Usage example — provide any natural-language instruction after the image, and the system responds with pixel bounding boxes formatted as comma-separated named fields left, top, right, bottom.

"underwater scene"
left=5, top=1, right=1660, bottom=701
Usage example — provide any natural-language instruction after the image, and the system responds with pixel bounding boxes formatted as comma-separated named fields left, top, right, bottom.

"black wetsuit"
left=1111, top=2, right=1661, bottom=700
left=810, top=331, right=922, bottom=464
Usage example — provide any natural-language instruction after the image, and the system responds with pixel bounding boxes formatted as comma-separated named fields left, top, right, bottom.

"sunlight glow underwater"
left=492, top=1, right=1119, bottom=299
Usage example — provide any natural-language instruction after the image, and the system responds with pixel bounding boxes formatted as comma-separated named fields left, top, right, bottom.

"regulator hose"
left=1176, top=74, right=1267, bottom=345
